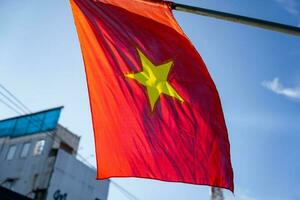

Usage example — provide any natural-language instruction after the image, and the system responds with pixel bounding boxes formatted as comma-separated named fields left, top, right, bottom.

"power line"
left=0, top=90, right=29, bottom=114
left=0, top=86, right=96, bottom=169
left=0, top=84, right=140, bottom=200
left=0, top=97, right=22, bottom=115
left=0, top=84, right=31, bottom=113
left=110, top=181, right=140, bottom=200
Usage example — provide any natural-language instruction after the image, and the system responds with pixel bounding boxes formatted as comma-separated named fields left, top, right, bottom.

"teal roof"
left=0, top=107, right=63, bottom=138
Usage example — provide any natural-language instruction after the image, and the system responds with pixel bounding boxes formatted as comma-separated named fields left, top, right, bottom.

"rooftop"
left=0, top=107, right=63, bottom=138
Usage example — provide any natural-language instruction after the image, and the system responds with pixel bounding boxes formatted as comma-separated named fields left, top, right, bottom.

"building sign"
left=53, top=190, right=67, bottom=200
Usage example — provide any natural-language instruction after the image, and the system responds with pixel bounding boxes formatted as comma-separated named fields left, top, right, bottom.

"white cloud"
left=275, top=0, right=300, bottom=27
left=262, top=78, right=300, bottom=100
left=275, top=0, right=300, bottom=16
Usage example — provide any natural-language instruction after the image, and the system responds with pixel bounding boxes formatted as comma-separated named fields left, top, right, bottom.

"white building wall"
left=0, top=132, right=55, bottom=198
left=47, top=150, right=109, bottom=200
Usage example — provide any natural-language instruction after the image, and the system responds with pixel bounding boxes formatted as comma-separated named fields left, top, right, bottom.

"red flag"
left=70, top=0, right=234, bottom=191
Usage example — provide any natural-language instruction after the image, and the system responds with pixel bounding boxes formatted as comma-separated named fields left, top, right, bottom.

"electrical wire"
left=111, top=181, right=140, bottom=200
left=0, top=84, right=140, bottom=200
left=0, top=97, right=22, bottom=115
left=0, top=84, right=31, bottom=113
left=0, top=89, right=29, bottom=114
left=0, top=85, right=95, bottom=168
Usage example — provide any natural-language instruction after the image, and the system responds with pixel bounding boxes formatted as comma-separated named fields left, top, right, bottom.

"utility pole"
left=211, top=187, right=224, bottom=200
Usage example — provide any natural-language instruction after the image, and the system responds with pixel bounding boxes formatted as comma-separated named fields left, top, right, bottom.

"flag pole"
left=171, top=2, right=300, bottom=37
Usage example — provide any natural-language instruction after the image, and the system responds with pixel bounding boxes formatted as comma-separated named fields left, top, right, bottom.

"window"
left=6, top=145, right=17, bottom=160
left=20, top=142, right=31, bottom=158
left=33, top=140, right=45, bottom=156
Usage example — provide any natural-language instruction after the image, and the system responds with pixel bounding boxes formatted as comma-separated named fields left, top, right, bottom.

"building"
left=0, top=107, right=110, bottom=200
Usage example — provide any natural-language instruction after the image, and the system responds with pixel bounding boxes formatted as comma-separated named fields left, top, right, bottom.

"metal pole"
left=211, top=187, right=224, bottom=200
left=171, top=2, right=300, bottom=37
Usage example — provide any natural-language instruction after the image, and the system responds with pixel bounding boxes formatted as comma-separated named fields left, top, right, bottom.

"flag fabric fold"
left=70, top=0, right=234, bottom=192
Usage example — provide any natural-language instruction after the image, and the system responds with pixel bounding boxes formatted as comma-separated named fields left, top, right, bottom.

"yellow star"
left=125, top=48, right=184, bottom=111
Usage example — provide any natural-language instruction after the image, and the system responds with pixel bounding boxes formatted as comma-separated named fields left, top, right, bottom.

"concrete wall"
left=47, top=150, right=109, bottom=200
left=0, top=124, right=107, bottom=200
left=0, top=132, right=55, bottom=198
left=53, top=125, right=80, bottom=155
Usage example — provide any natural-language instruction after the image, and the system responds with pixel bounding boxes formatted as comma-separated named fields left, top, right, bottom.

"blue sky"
left=0, top=0, right=300, bottom=200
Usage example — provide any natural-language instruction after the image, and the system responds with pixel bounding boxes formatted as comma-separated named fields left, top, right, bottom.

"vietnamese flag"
left=70, top=0, right=234, bottom=191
